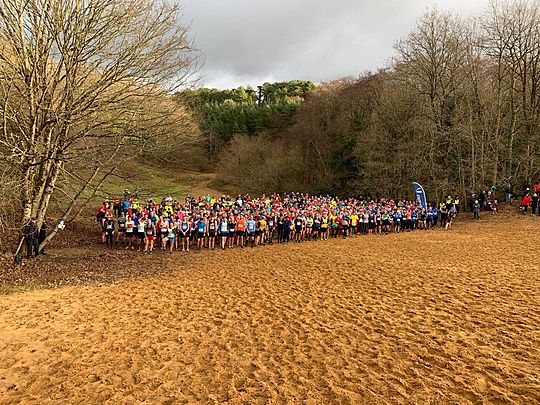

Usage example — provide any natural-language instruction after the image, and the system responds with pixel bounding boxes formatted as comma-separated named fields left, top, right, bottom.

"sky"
left=182, top=0, right=489, bottom=89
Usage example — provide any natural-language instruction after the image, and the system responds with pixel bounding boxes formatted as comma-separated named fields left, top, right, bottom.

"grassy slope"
left=100, top=161, right=221, bottom=201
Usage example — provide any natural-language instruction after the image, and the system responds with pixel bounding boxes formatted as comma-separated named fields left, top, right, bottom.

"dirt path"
left=1, top=214, right=539, bottom=404
left=182, top=171, right=223, bottom=198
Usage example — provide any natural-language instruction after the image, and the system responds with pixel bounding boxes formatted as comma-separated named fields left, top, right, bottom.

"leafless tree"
left=483, top=0, right=540, bottom=184
left=0, top=0, right=199, bottom=251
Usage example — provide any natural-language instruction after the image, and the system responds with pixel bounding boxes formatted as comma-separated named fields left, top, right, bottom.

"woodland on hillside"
left=196, top=2, right=540, bottom=201
left=176, top=80, right=315, bottom=161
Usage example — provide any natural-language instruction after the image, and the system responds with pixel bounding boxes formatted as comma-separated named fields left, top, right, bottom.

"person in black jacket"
left=104, top=215, right=115, bottom=249
left=24, top=218, right=39, bottom=259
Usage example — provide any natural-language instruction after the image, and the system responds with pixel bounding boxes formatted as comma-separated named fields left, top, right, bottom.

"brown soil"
left=1, top=212, right=539, bottom=404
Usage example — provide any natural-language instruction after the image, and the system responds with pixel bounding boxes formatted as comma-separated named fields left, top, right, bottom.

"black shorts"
left=209, top=231, right=216, bottom=237
left=182, top=232, right=190, bottom=239
left=295, top=226, right=302, bottom=233
left=247, top=232, right=255, bottom=238
left=138, top=232, right=145, bottom=240
left=118, top=229, right=126, bottom=234
left=255, top=230, right=261, bottom=236
left=126, top=232, right=134, bottom=238
left=236, top=230, right=245, bottom=237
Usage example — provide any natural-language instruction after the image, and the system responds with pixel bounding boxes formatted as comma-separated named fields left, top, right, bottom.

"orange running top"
left=236, top=219, right=246, bottom=231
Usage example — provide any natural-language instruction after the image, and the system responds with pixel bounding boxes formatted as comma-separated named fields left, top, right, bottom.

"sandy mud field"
left=1, top=214, right=539, bottom=404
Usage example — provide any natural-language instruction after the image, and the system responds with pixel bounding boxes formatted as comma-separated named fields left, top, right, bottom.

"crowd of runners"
left=95, top=191, right=461, bottom=253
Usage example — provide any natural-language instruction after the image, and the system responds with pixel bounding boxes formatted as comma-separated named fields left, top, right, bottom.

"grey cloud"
left=182, top=0, right=488, bottom=88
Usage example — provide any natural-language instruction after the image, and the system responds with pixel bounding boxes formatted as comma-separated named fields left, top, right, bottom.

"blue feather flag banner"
left=413, top=182, right=427, bottom=210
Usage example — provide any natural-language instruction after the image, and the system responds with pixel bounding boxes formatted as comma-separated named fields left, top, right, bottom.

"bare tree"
left=483, top=0, right=540, bottom=185
left=394, top=8, right=468, bottom=197
left=0, top=0, right=198, bottom=252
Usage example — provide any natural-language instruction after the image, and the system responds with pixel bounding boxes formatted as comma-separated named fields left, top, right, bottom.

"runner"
left=173, top=216, right=181, bottom=250
left=313, top=215, right=321, bottom=240
left=219, top=214, right=229, bottom=250
left=117, top=212, right=126, bottom=247
left=330, top=214, right=338, bottom=238
left=256, top=215, right=267, bottom=246
left=432, top=206, right=439, bottom=228
left=104, top=214, right=115, bottom=249
left=144, top=218, right=156, bottom=253
left=125, top=214, right=135, bottom=250
left=158, top=216, right=169, bottom=251
left=321, top=214, right=329, bottom=240
left=277, top=215, right=284, bottom=243
left=361, top=210, right=369, bottom=235
left=113, top=195, right=121, bottom=218
left=382, top=211, right=391, bottom=234
left=226, top=214, right=235, bottom=248
left=350, top=212, right=358, bottom=237
left=136, top=215, right=146, bottom=251
left=208, top=214, right=218, bottom=250
left=342, top=212, right=350, bottom=239
left=197, top=216, right=207, bottom=249
left=426, top=207, right=433, bottom=229
left=246, top=215, right=256, bottom=247
left=368, top=211, right=375, bottom=235
left=166, top=221, right=175, bottom=254
left=96, top=203, right=108, bottom=242
left=236, top=215, right=247, bottom=248
left=180, top=216, right=191, bottom=252
left=305, top=214, right=314, bottom=240
left=282, top=216, right=291, bottom=243
left=446, top=206, right=456, bottom=230
left=190, top=217, right=198, bottom=245
left=294, top=215, right=304, bottom=243
left=393, top=210, right=401, bottom=233
left=267, top=214, right=276, bottom=244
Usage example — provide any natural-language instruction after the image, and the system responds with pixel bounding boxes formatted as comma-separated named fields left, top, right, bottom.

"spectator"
left=23, top=218, right=39, bottom=259
left=491, top=200, right=498, bottom=215
left=505, top=184, right=513, bottom=204
left=478, top=191, right=487, bottom=211
left=522, top=193, right=532, bottom=214
left=473, top=200, right=481, bottom=219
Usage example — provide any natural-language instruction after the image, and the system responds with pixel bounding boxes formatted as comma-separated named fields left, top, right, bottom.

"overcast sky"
left=182, top=0, right=489, bottom=89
